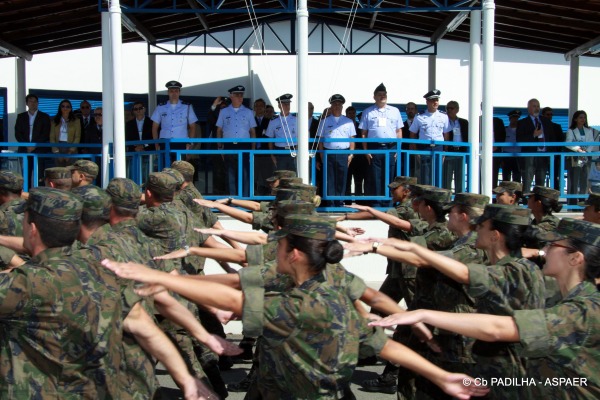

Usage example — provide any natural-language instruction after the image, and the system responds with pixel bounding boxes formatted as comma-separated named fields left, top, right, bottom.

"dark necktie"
left=84, top=117, right=89, bottom=128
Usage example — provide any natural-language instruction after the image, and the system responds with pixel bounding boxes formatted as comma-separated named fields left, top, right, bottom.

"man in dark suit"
left=401, top=102, right=419, bottom=177
left=76, top=100, right=95, bottom=136
left=125, top=102, right=153, bottom=183
left=14, top=93, right=51, bottom=186
left=542, top=106, right=566, bottom=190
left=517, top=98, right=556, bottom=191
left=442, top=100, right=469, bottom=193
left=253, top=98, right=273, bottom=195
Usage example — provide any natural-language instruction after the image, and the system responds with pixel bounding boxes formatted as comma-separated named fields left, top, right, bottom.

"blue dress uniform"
left=318, top=94, right=356, bottom=207
left=409, top=89, right=450, bottom=186
left=216, top=85, right=257, bottom=197
left=265, top=94, right=298, bottom=173
left=359, top=83, right=403, bottom=207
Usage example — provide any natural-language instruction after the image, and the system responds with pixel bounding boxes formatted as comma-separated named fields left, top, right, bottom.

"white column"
left=481, top=0, right=495, bottom=198
left=148, top=54, right=157, bottom=114
left=15, top=58, right=26, bottom=115
left=428, top=55, right=436, bottom=90
left=296, top=0, right=309, bottom=183
left=468, top=10, right=482, bottom=194
left=109, top=0, right=126, bottom=179
left=569, top=56, right=579, bottom=120
left=101, top=12, right=113, bottom=187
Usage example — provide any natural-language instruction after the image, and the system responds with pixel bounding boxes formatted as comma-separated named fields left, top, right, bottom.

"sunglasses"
left=81, top=105, right=90, bottom=109
left=61, top=105, right=72, bottom=109
left=94, top=113, right=103, bottom=117
left=546, top=242, right=575, bottom=252
left=133, top=107, right=144, bottom=111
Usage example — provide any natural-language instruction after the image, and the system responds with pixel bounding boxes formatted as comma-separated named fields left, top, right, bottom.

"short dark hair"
left=254, top=98, right=266, bottom=106
left=541, top=107, right=553, bottom=115
left=148, top=188, right=173, bottom=203
left=27, top=210, right=80, bottom=248
left=81, top=214, right=109, bottom=230
left=132, top=101, right=145, bottom=110
left=25, top=94, right=39, bottom=103
left=113, top=204, right=139, bottom=218
left=47, top=178, right=72, bottom=191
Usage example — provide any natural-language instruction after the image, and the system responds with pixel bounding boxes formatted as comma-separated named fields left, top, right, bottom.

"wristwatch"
left=372, top=242, right=381, bottom=253
left=184, top=245, right=190, bottom=256
left=538, top=249, right=546, bottom=258
left=226, top=197, right=233, bottom=206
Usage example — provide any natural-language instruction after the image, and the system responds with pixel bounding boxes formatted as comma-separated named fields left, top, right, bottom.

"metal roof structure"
left=1, top=1, right=599, bottom=60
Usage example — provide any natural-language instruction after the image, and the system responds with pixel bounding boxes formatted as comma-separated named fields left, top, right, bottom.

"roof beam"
left=121, top=14, right=156, bottom=43
left=0, top=38, right=33, bottom=60
left=430, top=0, right=477, bottom=43
left=565, top=35, right=600, bottom=61
left=187, top=0, right=210, bottom=31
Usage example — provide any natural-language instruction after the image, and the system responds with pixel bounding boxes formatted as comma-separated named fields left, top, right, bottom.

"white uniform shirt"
left=265, top=114, right=298, bottom=148
left=318, top=115, right=356, bottom=149
left=216, top=105, right=257, bottom=139
left=151, top=100, right=198, bottom=139
left=409, top=110, right=450, bottom=141
left=358, top=104, right=403, bottom=139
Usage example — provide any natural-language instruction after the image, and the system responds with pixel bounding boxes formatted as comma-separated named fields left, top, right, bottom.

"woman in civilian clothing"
left=50, top=99, right=81, bottom=166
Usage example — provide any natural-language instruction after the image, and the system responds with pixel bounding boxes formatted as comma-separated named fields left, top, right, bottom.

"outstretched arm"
left=155, top=246, right=247, bottom=264
left=370, top=309, right=519, bottom=343
left=196, top=228, right=268, bottom=245
left=379, top=340, right=489, bottom=399
left=194, top=199, right=254, bottom=224
left=215, top=197, right=262, bottom=211
left=102, top=259, right=245, bottom=315
left=346, top=204, right=412, bottom=231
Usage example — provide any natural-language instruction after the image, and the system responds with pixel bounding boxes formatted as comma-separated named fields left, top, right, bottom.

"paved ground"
left=156, top=335, right=397, bottom=400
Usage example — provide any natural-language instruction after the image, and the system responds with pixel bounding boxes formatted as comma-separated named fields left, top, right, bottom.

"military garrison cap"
left=408, top=184, right=435, bottom=198
left=424, top=89, right=441, bottom=100
left=417, top=187, right=452, bottom=204
left=536, top=218, right=600, bottom=248
left=71, top=185, right=111, bottom=219
left=374, top=83, right=386, bottom=94
left=14, top=187, right=82, bottom=221
left=444, top=193, right=490, bottom=210
left=162, top=168, right=184, bottom=190
left=493, top=181, right=523, bottom=194
left=507, top=110, right=522, bottom=118
left=171, top=160, right=195, bottom=182
left=476, top=204, right=531, bottom=226
left=106, top=178, right=141, bottom=211
left=0, top=170, right=23, bottom=191
left=146, top=172, right=177, bottom=196
left=579, top=193, right=600, bottom=208
left=67, top=159, right=99, bottom=178
left=285, top=183, right=318, bottom=203
left=228, top=85, right=245, bottom=93
left=328, top=94, right=346, bottom=104
left=388, top=176, right=417, bottom=189
left=267, top=170, right=297, bottom=182
left=45, top=167, right=70, bottom=180
left=276, top=94, right=293, bottom=104
left=165, top=80, right=182, bottom=89
left=274, top=200, right=316, bottom=218
left=268, top=214, right=336, bottom=242
left=277, top=177, right=303, bottom=187
left=523, top=186, right=560, bottom=201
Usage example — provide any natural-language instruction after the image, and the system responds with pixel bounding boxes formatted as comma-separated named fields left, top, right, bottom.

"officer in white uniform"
left=151, top=80, right=198, bottom=160
left=409, top=89, right=451, bottom=186
left=318, top=94, right=356, bottom=207
left=216, top=85, right=256, bottom=197
left=265, top=94, right=297, bottom=173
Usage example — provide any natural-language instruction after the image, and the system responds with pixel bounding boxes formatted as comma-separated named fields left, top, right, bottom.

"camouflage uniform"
left=513, top=218, right=600, bottom=399
left=67, top=159, right=99, bottom=183
left=525, top=186, right=561, bottom=235
left=243, top=215, right=387, bottom=399
left=465, top=204, right=551, bottom=399
left=0, top=188, right=122, bottom=399
left=0, top=171, right=25, bottom=269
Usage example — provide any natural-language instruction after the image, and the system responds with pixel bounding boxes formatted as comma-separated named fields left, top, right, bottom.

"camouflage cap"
left=408, top=184, right=435, bottom=198
left=277, top=177, right=303, bottom=188
left=284, top=183, right=317, bottom=203
left=162, top=168, right=185, bottom=190
left=273, top=189, right=299, bottom=203
left=523, top=186, right=560, bottom=201
left=71, top=185, right=111, bottom=219
left=536, top=218, right=600, bottom=248
left=14, top=187, right=82, bottom=221
left=146, top=172, right=177, bottom=197
left=171, top=160, right=195, bottom=182
left=67, top=159, right=99, bottom=178
left=45, top=167, right=70, bottom=180
left=268, top=214, right=336, bottom=242
left=106, top=178, right=141, bottom=210
left=444, top=193, right=490, bottom=210
left=0, top=170, right=24, bottom=191
left=388, top=176, right=417, bottom=189
left=475, top=204, right=531, bottom=226
left=579, top=193, right=600, bottom=208
left=416, top=187, right=452, bottom=204
left=493, top=181, right=523, bottom=194
left=266, top=170, right=297, bottom=182
left=273, top=200, right=316, bottom=218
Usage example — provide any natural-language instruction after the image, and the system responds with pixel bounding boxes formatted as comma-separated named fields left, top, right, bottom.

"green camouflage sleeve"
left=239, top=266, right=265, bottom=337
left=245, top=244, right=264, bottom=268
left=0, top=269, right=32, bottom=316
left=251, top=211, right=273, bottom=232
left=345, top=272, right=367, bottom=302
left=0, top=245, right=15, bottom=269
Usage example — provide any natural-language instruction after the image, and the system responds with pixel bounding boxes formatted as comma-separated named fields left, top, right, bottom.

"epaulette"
left=270, top=115, right=278, bottom=121
left=158, top=102, right=167, bottom=106
left=181, top=101, right=191, bottom=105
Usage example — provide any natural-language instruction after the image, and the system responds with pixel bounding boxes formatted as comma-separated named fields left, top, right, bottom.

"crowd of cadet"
left=0, top=152, right=598, bottom=399
left=13, top=81, right=600, bottom=207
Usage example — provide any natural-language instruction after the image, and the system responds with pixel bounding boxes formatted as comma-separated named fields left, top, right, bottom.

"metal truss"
left=115, top=1, right=481, bottom=14
left=148, top=17, right=436, bottom=55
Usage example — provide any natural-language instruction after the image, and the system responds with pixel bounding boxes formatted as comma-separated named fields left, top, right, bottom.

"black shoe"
left=361, top=377, right=397, bottom=394
left=356, top=355, right=378, bottom=366
left=227, top=376, right=252, bottom=393
left=218, top=355, right=234, bottom=371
